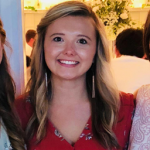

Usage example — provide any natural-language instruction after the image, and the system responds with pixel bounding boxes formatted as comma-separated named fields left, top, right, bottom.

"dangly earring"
left=92, top=64, right=95, bottom=98
left=45, top=72, right=48, bottom=88
left=92, top=75, right=95, bottom=98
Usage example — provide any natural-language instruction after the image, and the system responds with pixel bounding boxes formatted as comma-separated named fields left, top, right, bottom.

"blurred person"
left=25, top=29, right=36, bottom=67
left=25, top=30, right=36, bottom=82
left=25, top=29, right=36, bottom=57
left=128, top=10, right=150, bottom=150
left=115, top=28, right=144, bottom=58
left=0, top=18, right=25, bottom=150
left=15, top=1, right=134, bottom=150
left=111, top=28, right=150, bottom=93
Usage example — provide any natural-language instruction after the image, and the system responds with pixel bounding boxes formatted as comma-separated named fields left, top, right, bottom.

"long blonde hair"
left=27, top=1, right=120, bottom=149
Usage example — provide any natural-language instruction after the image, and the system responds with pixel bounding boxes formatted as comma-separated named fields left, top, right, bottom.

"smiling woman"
left=16, top=1, right=134, bottom=150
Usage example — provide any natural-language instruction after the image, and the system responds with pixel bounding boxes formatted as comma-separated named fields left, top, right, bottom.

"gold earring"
left=92, top=74, right=95, bottom=98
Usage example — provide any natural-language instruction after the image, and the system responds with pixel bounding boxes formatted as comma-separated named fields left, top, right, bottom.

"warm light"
left=132, top=0, right=146, bottom=8
left=24, top=0, right=36, bottom=7
left=24, top=0, right=71, bottom=10
left=133, top=3, right=143, bottom=7
left=39, top=0, right=70, bottom=9
left=24, top=0, right=148, bottom=10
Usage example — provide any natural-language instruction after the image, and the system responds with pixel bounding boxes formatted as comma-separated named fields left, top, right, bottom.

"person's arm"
left=128, top=85, right=150, bottom=149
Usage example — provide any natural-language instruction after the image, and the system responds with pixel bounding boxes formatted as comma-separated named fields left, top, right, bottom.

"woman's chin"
left=53, top=73, right=83, bottom=81
left=59, top=75, right=78, bottom=80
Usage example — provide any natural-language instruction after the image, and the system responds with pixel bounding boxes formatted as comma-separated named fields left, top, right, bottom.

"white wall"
left=24, top=10, right=46, bottom=32
left=129, top=8, right=150, bottom=27
left=0, top=0, right=26, bottom=97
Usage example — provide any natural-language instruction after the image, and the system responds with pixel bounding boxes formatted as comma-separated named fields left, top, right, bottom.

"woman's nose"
left=63, top=43, right=77, bottom=56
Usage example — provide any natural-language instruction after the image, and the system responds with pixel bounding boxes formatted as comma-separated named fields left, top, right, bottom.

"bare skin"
left=48, top=78, right=91, bottom=145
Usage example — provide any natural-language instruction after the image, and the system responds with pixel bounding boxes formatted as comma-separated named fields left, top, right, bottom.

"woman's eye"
left=53, top=37, right=63, bottom=42
left=78, top=39, right=87, bottom=44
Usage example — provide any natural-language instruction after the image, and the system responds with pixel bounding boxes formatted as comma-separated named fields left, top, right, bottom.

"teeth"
left=60, top=60, right=78, bottom=65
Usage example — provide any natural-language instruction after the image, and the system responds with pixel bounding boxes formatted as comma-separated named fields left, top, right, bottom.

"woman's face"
left=0, top=35, right=3, bottom=64
left=44, top=16, right=96, bottom=81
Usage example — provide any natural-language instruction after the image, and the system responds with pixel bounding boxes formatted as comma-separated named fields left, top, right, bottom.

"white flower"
left=120, top=12, right=128, bottom=19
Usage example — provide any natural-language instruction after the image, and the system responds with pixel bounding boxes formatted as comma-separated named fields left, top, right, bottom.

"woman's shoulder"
left=15, top=93, right=33, bottom=130
left=120, top=91, right=134, bottom=107
left=118, top=91, right=135, bottom=124
left=118, top=91, right=135, bottom=121
left=135, top=84, right=150, bottom=113
left=133, top=84, right=150, bottom=112
left=136, top=84, right=150, bottom=103
left=113, top=92, right=134, bottom=149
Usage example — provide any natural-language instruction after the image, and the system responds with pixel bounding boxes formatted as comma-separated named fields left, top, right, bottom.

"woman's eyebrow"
left=50, top=33, right=91, bottom=41
left=77, top=34, right=91, bottom=41
left=50, top=33, right=65, bottom=37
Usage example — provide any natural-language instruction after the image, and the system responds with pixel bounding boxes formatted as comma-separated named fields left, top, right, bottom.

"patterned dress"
left=15, top=92, right=134, bottom=150
left=129, top=85, right=150, bottom=150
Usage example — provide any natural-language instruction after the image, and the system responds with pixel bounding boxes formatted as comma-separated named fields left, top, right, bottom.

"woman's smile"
left=58, top=59, right=79, bottom=67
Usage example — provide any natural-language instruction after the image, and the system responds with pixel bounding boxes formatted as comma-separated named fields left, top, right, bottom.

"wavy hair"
left=143, top=10, right=150, bottom=60
left=27, top=1, right=120, bottom=149
left=0, top=19, right=25, bottom=150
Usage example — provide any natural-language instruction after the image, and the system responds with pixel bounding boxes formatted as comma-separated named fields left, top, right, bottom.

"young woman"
left=15, top=1, right=134, bottom=150
left=0, top=18, right=25, bottom=150
left=128, top=10, right=150, bottom=150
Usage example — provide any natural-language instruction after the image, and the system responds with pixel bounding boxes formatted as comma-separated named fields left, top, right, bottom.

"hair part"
left=27, top=1, right=120, bottom=149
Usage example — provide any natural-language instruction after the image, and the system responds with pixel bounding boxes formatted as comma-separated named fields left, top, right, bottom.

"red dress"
left=15, top=92, right=134, bottom=150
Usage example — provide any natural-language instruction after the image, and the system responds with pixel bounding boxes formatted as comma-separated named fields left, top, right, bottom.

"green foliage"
left=80, top=0, right=135, bottom=40
left=24, top=6, right=37, bottom=12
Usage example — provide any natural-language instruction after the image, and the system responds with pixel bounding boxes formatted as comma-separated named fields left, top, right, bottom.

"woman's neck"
left=50, top=75, right=89, bottom=106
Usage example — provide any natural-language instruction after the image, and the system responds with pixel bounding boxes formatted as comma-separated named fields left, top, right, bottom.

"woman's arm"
left=128, top=84, right=150, bottom=150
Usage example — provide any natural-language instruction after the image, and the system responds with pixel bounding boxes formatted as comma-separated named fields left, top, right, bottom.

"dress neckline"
left=47, top=116, right=93, bottom=147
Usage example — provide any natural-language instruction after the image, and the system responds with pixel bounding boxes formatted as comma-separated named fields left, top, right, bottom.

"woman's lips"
left=58, top=59, right=79, bottom=67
